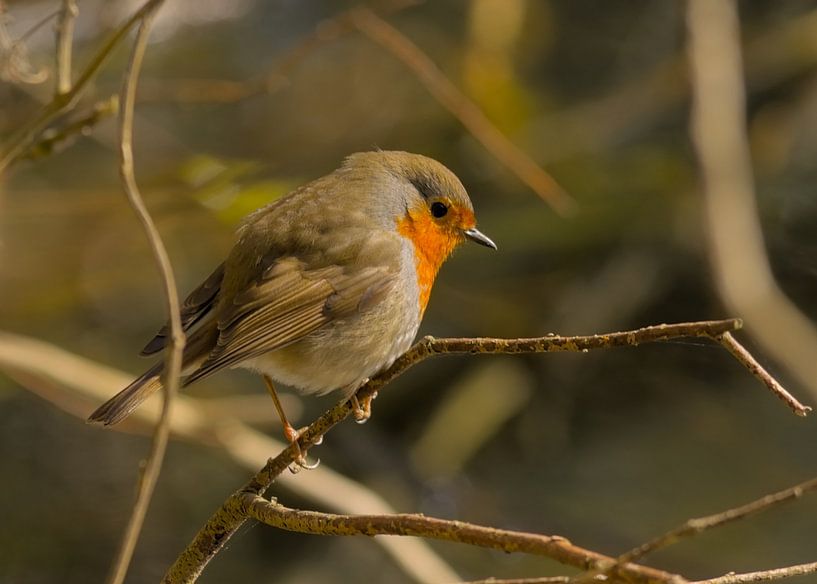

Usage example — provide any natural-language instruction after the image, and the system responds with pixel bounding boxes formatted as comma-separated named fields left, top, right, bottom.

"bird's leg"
left=262, top=375, right=319, bottom=471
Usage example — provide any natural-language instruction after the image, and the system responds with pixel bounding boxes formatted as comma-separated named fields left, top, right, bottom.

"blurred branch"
left=347, top=7, right=573, bottom=215
left=165, top=318, right=806, bottom=583
left=21, top=95, right=118, bottom=162
left=0, top=2, right=51, bottom=85
left=55, top=0, right=77, bottom=96
left=687, top=0, right=817, bottom=402
left=241, top=493, right=679, bottom=584
left=0, top=331, right=461, bottom=584
left=106, top=3, right=180, bottom=584
left=137, top=0, right=424, bottom=104
left=0, top=0, right=165, bottom=175
left=694, top=562, right=817, bottom=584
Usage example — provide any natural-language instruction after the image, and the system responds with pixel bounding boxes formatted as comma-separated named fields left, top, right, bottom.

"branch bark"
left=242, top=494, right=680, bottom=584
left=163, top=318, right=808, bottom=583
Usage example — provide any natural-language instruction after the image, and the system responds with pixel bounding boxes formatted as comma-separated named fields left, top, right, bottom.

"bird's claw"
left=351, top=392, right=377, bottom=424
left=284, top=425, right=321, bottom=473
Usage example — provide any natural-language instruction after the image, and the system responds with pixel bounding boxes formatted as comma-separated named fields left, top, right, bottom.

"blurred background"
left=2, top=0, right=817, bottom=582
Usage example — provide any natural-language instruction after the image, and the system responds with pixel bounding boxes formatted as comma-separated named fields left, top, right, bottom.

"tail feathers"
left=87, top=363, right=164, bottom=426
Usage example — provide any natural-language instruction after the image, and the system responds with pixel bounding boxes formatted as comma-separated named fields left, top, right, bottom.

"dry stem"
left=55, top=0, right=77, bottom=95
left=615, top=476, right=817, bottom=568
left=0, top=0, right=164, bottom=174
left=694, top=562, right=817, bottom=584
left=105, top=3, right=181, bottom=584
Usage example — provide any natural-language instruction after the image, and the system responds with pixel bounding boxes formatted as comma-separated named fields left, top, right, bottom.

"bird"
left=88, top=150, right=496, bottom=467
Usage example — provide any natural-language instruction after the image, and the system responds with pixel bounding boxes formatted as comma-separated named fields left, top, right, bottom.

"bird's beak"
left=464, top=227, right=497, bottom=250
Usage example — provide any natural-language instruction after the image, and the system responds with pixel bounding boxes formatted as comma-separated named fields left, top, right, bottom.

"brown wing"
left=182, top=257, right=394, bottom=385
left=140, top=262, right=226, bottom=356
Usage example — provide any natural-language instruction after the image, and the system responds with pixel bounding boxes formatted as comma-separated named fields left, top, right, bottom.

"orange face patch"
left=397, top=205, right=473, bottom=314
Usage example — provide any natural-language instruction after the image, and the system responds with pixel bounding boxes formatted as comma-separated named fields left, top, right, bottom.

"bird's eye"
left=430, top=201, right=448, bottom=218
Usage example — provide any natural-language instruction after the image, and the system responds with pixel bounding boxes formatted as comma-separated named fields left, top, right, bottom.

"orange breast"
left=397, top=209, right=463, bottom=314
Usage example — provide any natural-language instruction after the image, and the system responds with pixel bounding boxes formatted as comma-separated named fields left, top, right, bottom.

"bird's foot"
left=283, top=424, right=320, bottom=473
left=351, top=391, right=377, bottom=424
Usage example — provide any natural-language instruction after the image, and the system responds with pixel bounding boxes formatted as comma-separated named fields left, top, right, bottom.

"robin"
left=88, top=151, right=496, bottom=467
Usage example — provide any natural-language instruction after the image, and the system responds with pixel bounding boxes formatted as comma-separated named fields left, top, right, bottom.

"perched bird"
left=88, top=151, right=496, bottom=465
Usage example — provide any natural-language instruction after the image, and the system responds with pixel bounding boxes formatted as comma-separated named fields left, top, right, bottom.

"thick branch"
left=164, top=318, right=807, bottom=582
left=241, top=493, right=683, bottom=584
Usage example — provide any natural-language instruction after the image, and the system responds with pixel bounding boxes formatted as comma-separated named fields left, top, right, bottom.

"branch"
left=688, top=0, right=817, bottom=401
left=165, top=318, right=807, bottom=582
left=614, top=475, right=817, bottom=568
left=136, top=0, right=424, bottom=104
left=0, top=0, right=164, bottom=174
left=241, top=493, right=682, bottom=584
left=105, top=3, right=180, bottom=584
left=694, top=562, right=817, bottom=584
left=347, top=6, right=574, bottom=215
left=55, top=0, right=78, bottom=95
left=22, top=96, right=118, bottom=162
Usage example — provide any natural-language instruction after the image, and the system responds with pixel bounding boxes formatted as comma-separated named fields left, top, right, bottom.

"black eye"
left=430, top=201, right=448, bottom=218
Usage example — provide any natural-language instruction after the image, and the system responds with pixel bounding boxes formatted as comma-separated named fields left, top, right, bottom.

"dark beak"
left=464, top=227, right=497, bottom=250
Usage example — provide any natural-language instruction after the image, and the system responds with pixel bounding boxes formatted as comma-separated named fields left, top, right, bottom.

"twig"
left=241, top=494, right=681, bottom=584
left=347, top=6, right=574, bottom=215
left=694, top=562, right=817, bottom=584
left=137, top=0, right=424, bottom=104
left=105, top=3, right=179, bottom=584
left=613, top=476, right=817, bottom=568
left=0, top=0, right=164, bottom=175
left=717, top=332, right=810, bottom=416
left=0, top=4, right=51, bottom=85
left=463, top=578, right=571, bottom=584
left=55, top=0, right=78, bottom=95
left=22, top=95, right=118, bottom=161
left=688, top=0, right=817, bottom=401
left=164, top=318, right=806, bottom=583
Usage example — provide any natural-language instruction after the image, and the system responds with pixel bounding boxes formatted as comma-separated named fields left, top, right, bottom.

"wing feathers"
left=183, top=258, right=395, bottom=385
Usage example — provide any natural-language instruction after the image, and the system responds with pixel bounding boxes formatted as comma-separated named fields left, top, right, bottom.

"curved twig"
left=105, top=3, right=181, bottom=584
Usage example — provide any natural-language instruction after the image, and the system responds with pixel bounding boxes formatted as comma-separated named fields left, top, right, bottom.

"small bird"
left=88, top=151, right=495, bottom=465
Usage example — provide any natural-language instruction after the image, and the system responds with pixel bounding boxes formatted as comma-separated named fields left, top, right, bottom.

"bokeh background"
left=2, top=1, right=817, bottom=582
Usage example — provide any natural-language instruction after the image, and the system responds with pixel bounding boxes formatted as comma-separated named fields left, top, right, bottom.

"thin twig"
left=688, top=0, right=817, bottom=401
left=694, top=562, right=817, bottom=584
left=348, top=6, right=574, bottom=215
left=242, top=494, right=681, bottom=584
left=22, top=95, right=118, bottom=161
left=463, top=578, right=571, bottom=584
left=105, top=3, right=179, bottom=584
left=137, top=0, right=424, bottom=104
left=164, top=318, right=806, bottom=583
left=613, top=476, right=817, bottom=567
left=0, top=0, right=164, bottom=174
left=717, top=332, right=810, bottom=416
left=55, top=0, right=78, bottom=95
